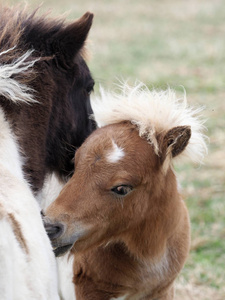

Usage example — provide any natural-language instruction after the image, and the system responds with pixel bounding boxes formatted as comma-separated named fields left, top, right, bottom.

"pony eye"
left=111, top=185, right=133, bottom=196
left=86, top=81, right=95, bottom=95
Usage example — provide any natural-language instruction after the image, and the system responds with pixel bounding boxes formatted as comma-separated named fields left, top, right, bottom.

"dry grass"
left=175, top=282, right=224, bottom=300
left=8, top=0, right=225, bottom=299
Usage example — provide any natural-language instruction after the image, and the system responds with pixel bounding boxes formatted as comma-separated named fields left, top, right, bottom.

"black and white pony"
left=0, top=5, right=94, bottom=299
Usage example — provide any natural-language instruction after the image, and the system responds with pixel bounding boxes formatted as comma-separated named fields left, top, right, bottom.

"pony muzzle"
left=43, top=220, right=65, bottom=240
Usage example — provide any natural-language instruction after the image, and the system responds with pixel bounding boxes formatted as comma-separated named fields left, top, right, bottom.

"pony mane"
left=91, top=82, right=208, bottom=164
left=0, top=5, right=86, bottom=104
left=0, top=6, right=46, bottom=103
left=0, top=48, right=39, bottom=103
left=0, top=5, right=63, bottom=51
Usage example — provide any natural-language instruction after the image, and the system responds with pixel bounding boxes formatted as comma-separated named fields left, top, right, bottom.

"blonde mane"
left=91, top=82, right=207, bottom=164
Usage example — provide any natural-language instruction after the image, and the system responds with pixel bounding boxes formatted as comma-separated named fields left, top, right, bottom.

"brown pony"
left=44, top=83, right=207, bottom=299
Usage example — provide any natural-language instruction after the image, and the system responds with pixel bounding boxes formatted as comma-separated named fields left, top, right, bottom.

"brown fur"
left=7, top=213, right=29, bottom=255
left=0, top=203, right=28, bottom=255
left=45, top=122, right=191, bottom=299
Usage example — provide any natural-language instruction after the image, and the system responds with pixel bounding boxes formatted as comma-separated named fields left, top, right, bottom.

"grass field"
left=9, top=0, right=225, bottom=299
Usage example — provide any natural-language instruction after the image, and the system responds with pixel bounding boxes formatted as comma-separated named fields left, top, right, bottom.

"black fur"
left=0, top=7, right=95, bottom=193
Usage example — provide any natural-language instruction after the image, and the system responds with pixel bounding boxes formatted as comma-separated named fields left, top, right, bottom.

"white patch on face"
left=107, top=140, right=125, bottom=163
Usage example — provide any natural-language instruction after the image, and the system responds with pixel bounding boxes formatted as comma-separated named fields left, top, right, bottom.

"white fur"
left=0, top=216, right=26, bottom=300
left=40, top=173, right=76, bottom=300
left=0, top=108, right=59, bottom=299
left=57, top=253, right=76, bottom=300
left=91, top=82, right=207, bottom=164
left=147, top=248, right=170, bottom=282
left=107, top=140, right=125, bottom=163
left=0, top=47, right=39, bottom=103
left=37, top=173, right=65, bottom=209
left=0, top=110, right=24, bottom=181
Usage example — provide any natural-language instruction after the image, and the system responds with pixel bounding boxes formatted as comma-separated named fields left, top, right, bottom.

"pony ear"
left=159, top=125, right=191, bottom=166
left=54, top=12, right=93, bottom=68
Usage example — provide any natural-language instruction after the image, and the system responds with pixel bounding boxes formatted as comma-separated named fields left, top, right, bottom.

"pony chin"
left=54, top=244, right=73, bottom=257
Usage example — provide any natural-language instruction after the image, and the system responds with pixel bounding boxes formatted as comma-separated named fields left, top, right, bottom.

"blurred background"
left=8, top=0, right=225, bottom=299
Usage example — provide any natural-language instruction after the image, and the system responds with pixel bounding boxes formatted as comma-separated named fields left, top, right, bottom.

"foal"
left=44, top=84, right=207, bottom=299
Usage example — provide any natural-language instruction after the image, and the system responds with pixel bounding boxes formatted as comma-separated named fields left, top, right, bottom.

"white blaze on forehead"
left=107, top=140, right=125, bottom=163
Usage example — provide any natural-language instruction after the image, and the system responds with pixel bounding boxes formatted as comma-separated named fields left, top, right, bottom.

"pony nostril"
left=44, top=222, right=64, bottom=240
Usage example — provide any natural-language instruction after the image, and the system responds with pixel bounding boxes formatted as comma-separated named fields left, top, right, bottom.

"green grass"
left=8, top=0, right=225, bottom=298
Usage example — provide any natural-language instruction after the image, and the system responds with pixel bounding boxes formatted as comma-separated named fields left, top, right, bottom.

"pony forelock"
left=91, top=82, right=208, bottom=164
